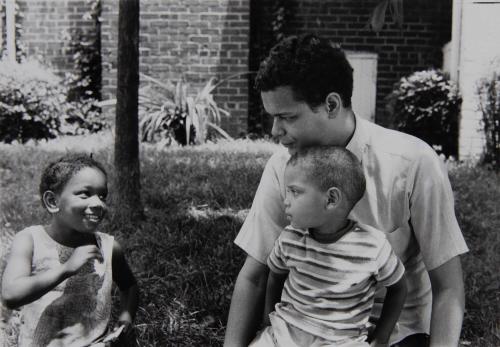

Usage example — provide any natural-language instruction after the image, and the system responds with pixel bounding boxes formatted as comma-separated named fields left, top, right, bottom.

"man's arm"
left=369, top=274, right=408, bottom=347
left=224, top=256, right=269, bottom=347
left=428, top=256, right=465, bottom=347
left=262, top=270, right=287, bottom=327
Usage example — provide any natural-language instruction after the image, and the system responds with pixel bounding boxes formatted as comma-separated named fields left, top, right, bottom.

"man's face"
left=261, top=86, right=330, bottom=155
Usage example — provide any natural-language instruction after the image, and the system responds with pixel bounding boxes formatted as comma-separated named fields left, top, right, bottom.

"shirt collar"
left=346, top=113, right=368, bottom=162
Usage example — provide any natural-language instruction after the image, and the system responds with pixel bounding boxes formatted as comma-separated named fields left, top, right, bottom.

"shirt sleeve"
left=267, top=234, right=289, bottom=274
left=406, top=145, right=469, bottom=270
left=374, top=239, right=405, bottom=287
left=234, top=151, right=290, bottom=264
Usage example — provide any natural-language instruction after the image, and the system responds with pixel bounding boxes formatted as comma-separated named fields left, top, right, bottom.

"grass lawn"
left=0, top=133, right=499, bottom=346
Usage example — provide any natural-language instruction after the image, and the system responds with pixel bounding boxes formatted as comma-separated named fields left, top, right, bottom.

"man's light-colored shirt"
left=235, top=115, right=469, bottom=344
left=268, top=221, right=405, bottom=343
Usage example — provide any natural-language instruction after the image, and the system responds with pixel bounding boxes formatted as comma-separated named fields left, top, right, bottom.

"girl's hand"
left=63, top=245, right=103, bottom=275
left=370, top=341, right=389, bottom=347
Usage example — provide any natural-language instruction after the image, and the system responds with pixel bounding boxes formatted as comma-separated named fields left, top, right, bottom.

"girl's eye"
left=99, top=195, right=107, bottom=202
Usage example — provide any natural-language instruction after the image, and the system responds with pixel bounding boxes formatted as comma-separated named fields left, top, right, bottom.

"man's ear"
left=325, top=92, right=342, bottom=117
left=42, top=191, right=59, bottom=214
left=326, top=187, right=342, bottom=208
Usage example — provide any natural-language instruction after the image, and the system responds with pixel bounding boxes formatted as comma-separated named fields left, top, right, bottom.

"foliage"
left=138, top=74, right=234, bottom=146
left=0, top=138, right=498, bottom=346
left=367, top=0, right=404, bottom=32
left=386, top=69, right=461, bottom=157
left=476, top=72, right=500, bottom=169
left=63, top=0, right=102, bottom=103
left=0, top=59, right=107, bottom=143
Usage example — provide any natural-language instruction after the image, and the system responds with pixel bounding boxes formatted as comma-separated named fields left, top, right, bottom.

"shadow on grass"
left=106, top=207, right=246, bottom=347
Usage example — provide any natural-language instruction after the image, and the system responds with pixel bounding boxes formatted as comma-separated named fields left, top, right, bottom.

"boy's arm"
left=428, top=256, right=465, bottom=347
left=224, top=256, right=268, bottom=347
left=112, top=240, right=139, bottom=325
left=262, top=269, right=287, bottom=326
left=1, top=231, right=101, bottom=309
left=369, top=273, right=408, bottom=346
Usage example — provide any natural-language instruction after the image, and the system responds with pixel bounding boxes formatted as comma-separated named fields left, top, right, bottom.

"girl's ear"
left=326, top=187, right=342, bottom=209
left=42, top=191, right=59, bottom=214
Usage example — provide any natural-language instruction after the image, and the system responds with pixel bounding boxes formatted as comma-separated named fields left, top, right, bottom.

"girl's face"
left=55, top=167, right=108, bottom=233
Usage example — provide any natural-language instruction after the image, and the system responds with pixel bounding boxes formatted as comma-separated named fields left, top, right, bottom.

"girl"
left=1, top=154, right=139, bottom=347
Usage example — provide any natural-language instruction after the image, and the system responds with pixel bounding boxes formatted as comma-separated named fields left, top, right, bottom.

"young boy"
left=250, top=146, right=407, bottom=347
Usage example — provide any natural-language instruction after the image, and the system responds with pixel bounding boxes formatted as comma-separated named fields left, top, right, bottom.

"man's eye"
left=78, top=191, right=90, bottom=198
left=99, top=195, right=107, bottom=202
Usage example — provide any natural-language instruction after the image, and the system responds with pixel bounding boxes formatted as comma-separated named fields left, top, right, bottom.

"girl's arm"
left=262, top=269, right=287, bottom=326
left=369, top=273, right=408, bottom=347
left=1, top=231, right=102, bottom=309
left=111, top=240, right=139, bottom=325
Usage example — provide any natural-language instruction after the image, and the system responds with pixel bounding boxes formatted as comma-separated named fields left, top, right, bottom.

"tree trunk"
left=114, top=0, right=143, bottom=223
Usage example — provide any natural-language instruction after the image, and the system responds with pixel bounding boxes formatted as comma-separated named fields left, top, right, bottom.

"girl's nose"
left=88, top=195, right=106, bottom=208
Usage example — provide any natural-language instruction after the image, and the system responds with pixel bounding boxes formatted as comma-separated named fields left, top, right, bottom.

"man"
left=224, top=34, right=468, bottom=347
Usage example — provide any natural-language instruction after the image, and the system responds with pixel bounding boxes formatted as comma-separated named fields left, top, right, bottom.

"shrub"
left=386, top=69, right=461, bottom=157
left=476, top=72, right=500, bottom=169
left=138, top=74, right=234, bottom=146
left=0, top=60, right=107, bottom=143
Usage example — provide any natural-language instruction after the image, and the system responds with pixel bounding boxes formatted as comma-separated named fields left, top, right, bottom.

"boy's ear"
left=42, top=191, right=59, bottom=213
left=326, top=187, right=342, bottom=208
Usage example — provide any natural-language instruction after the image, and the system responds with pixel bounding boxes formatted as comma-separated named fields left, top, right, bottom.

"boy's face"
left=261, top=86, right=332, bottom=155
left=54, top=167, right=108, bottom=233
left=283, top=163, right=330, bottom=229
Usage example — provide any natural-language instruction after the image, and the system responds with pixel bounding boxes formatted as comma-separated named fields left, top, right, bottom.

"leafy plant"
left=138, top=74, right=235, bottom=146
left=0, top=59, right=107, bottom=143
left=476, top=72, right=500, bottom=169
left=386, top=69, right=461, bottom=157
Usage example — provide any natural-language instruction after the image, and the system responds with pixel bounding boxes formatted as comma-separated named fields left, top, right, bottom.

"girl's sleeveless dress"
left=17, top=225, right=114, bottom=347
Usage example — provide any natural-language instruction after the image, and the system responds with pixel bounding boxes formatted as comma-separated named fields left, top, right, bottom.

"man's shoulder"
left=266, top=147, right=290, bottom=167
left=363, top=119, right=436, bottom=161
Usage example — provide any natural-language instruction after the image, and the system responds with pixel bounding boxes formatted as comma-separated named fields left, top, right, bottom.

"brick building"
left=10, top=0, right=452, bottom=137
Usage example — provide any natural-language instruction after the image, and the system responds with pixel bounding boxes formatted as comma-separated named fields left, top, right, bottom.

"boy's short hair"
left=287, top=146, right=365, bottom=208
left=39, top=153, right=107, bottom=207
left=255, top=34, right=353, bottom=109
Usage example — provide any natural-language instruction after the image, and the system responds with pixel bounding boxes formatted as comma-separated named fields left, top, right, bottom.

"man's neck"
left=325, top=109, right=356, bottom=147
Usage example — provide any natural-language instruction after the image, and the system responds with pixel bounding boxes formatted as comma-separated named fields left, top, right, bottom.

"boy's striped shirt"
left=267, top=221, right=405, bottom=342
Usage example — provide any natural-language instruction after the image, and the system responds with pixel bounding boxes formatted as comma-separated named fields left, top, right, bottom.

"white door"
left=346, top=52, right=378, bottom=122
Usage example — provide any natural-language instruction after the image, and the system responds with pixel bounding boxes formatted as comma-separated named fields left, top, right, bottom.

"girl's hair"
left=39, top=153, right=107, bottom=208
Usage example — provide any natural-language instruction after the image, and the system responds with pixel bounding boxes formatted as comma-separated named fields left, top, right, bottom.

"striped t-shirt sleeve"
left=267, top=235, right=289, bottom=274
left=374, top=239, right=405, bottom=287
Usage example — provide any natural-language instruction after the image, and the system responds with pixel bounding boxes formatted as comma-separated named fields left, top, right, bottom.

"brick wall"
left=249, top=0, right=452, bottom=129
left=101, top=0, right=250, bottom=136
left=17, top=0, right=96, bottom=74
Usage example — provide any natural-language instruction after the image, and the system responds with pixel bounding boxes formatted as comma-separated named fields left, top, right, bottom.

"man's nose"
left=271, top=117, right=283, bottom=138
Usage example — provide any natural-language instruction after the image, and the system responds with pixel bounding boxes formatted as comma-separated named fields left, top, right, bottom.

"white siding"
left=458, top=0, right=500, bottom=159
